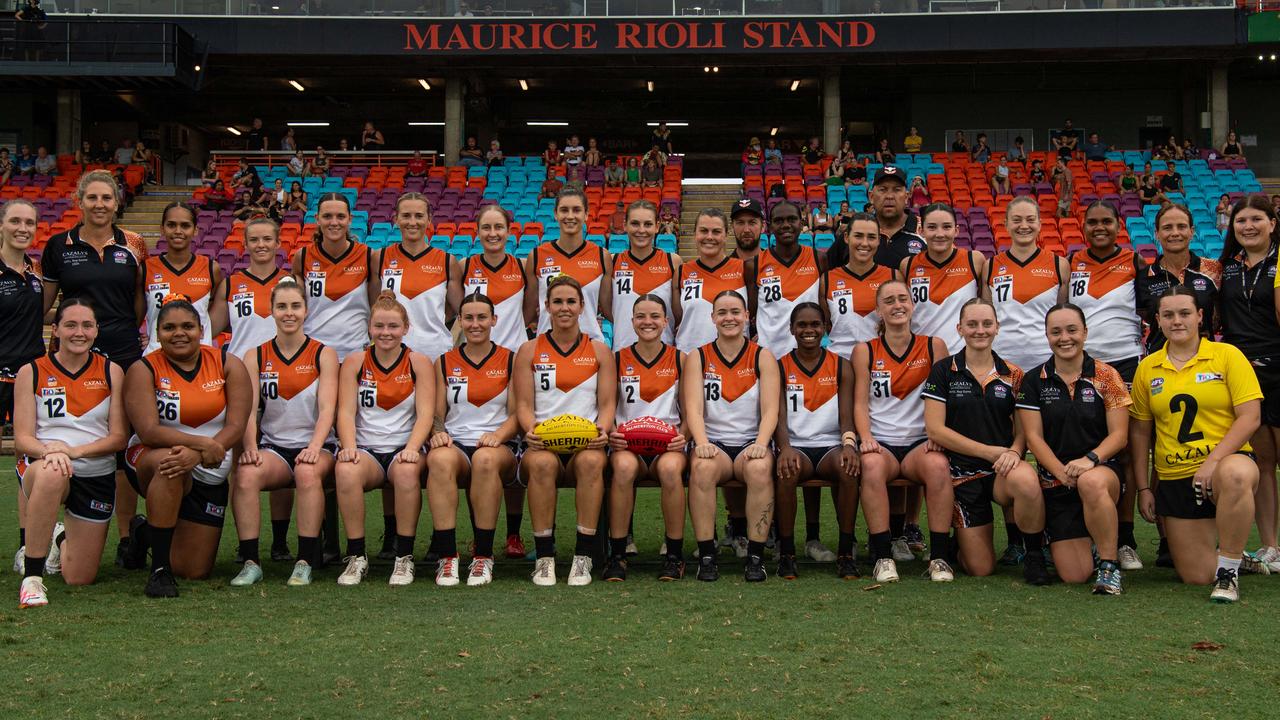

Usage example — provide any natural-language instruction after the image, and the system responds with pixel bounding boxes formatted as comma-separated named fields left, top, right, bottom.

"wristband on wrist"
left=1137, top=487, right=1152, bottom=493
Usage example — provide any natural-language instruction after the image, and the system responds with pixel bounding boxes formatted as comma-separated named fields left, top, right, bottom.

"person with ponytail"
left=141, top=203, right=225, bottom=353
left=376, top=192, right=462, bottom=359
left=291, top=192, right=373, bottom=362
left=610, top=200, right=682, bottom=350
left=523, top=187, right=613, bottom=343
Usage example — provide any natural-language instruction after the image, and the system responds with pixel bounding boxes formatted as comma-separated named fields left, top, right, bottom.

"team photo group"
left=5, top=163, right=1280, bottom=609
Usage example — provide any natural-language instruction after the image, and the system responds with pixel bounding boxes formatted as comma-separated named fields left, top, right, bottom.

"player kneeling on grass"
left=231, top=277, right=338, bottom=588
left=426, top=292, right=520, bottom=587
left=515, top=275, right=617, bottom=587
left=1017, top=303, right=1131, bottom=594
left=922, top=298, right=1050, bottom=584
left=853, top=280, right=955, bottom=583
left=123, top=296, right=252, bottom=598
left=605, top=294, right=688, bottom=582
left=15, top=300, right=127, bottom=608
left=683, top=290, right=780, bottom=582
left=334, top=292, right=435, bottom=587
left=1130, top=288, right=1265, bottom=603
left=773, top=302, right=860, bottom=580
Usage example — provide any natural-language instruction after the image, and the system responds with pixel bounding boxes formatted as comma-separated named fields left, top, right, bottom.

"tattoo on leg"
left=754, top=502, right=774, bottom=536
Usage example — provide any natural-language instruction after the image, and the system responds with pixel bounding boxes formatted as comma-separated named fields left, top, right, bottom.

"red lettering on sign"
left=742, top=21, right=764, bottom=49
left=786, top=22, right=813, bottom=48
left=616, top=22, right=641, bottom=49
left=404, top=23, right=438, bottom=50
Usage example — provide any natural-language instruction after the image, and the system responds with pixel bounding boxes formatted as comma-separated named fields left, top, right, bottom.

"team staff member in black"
left=0, top=200, right=45, bottom=572
left=922, top=298, right=1049, bottom=584
left=826, top=166, right=925, bottom=270
left=40, top=170, right=147, bottom=567
left=1137, top=203, right=1222, bottom=355
left=1219, top=195, right=1280, bottom=571
left=1017, top=303, right=1132, bottom=595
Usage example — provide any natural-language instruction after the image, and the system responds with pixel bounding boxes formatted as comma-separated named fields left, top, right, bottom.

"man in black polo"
left=826, top=166, right=925, bottom=270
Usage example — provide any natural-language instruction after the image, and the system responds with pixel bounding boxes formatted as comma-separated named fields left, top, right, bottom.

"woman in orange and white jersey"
left=853, top=279, right=954, bottom=583
left=376, top=192, right=461, bottom=359
left=524, top=188, right=612, bottom=343
left=672, top=208, right=745, bottom=353
left=610, top=200, right=682, bottom=350
left=460, top=205, right=534, bottom=352
left=682, top=290, right=779, bottom=583
left=333, top=292, right=435, bottom=587
left=426, top=292, right=520, bottom=588
left=141, top=203, right=225, bottom=353
left=822, top=212, right=896, bottom=360
left=772, top=302, right=859, bottom=581
left=230, top=277, right=338, bottom=588
left=123, top=297, right=253, bottom=598
left=604, top=294, right=687, bottom=583
left=225, top=218, right=287, bottom=358
left=291, top=193, right=374, bottom=362
left=989, top=196, right=1068, bottom=371
left=899, top=203, right=987, bottom=353
left=514, top=275, right=617, bottom=587
left=14, top=300, right=126, bottom=607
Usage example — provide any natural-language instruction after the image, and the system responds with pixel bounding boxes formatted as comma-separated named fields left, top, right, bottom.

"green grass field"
left=2, top=454, right=1278, bottom=719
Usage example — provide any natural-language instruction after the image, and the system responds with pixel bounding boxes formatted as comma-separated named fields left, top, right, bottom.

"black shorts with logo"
left=1155, top=477, right=1217, bottom=520
left=1043, top=485, right=1089, bottom=544
left=952, top=472, right=996, bottom=529
left=180, top=480, right=229, bottom=527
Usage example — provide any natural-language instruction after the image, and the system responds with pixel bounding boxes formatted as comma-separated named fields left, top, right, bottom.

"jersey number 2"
left=1169, top=394, right=1205, bottom=444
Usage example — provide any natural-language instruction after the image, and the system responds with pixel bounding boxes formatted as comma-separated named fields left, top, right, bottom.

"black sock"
left=18, top=528, right=25, bottom=546
left=23, top=554, right=45, bottom=578
left=930, top=531, right=951, bottom=562
left=534, top=534, right=555, bottom=559
left=431, top=529, right=456, bottom=557
left=507, top=512, right=523, bottom=536
left=1118, top=521, right=1137, bottom=549
left=697, top=539, right=716, bottom=559
left=1006, top=522, right=1023, bottom=548
left=838, top=531, right=856, bottom=556
left=889, top=513, right=906, bottom=538
left=870, top=531, right=892, bottom=560
left=347, top=536, right=366, bottom=558
left=778, top=534, right=796, bottom=557
left=238, top=538, right=260, bottom=565
left=270, top=519, right=290, bottom=548
left=747, top=540, right=765, bottom=560
left=467, top=503, right=477, bottom=537
left=729, top=516, right=747, bottom=537
left=1022, top=529, right=1043, bottom=552
left=1158, top=536, right=1170, bottom=554
left=665, top=536, right=683, bottom=560
left=609, top=536, right=628, bottom=559
left=805, top=521, right=820, bottom=543
left=381, top=515, right=396, bottom=549
left=474, top=527, right=496, bottom=559
left=150, top=524, right=175, bottom=572
left=574, top=531, right=595, bottom=557
left=396, top=534, right=417, bottom=557
left=297, top=535, right=319, bottom=566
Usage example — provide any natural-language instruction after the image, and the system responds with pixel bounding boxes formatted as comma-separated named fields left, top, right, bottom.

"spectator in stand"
left=539, top=172, right=564, bottom=199
left=360, top=122, right=385, bottom=151
left=625, top=157, right=642, bottom=186
left=763, top=138, right=783, bottom=167
left=1117, top=164, right=1138, bottom=194
left=835, top=140, right=855, bottom=167
left=1007, top=136, right=1027, bottom=164
left=899, top=127, right=921, bottom=155
left=1220, top=130, right=1245, bottom=161
left=288, top=181, right=308, bottom=212
left=485, top=139, right=503, bottom=167
left=258, top=180, right=286, bottom=222
left=131, top=141, right=155, bottom=184
left=201, top=160, right=219, bottom=187
left=834, top=201, right=855, bottom=237
left=1029, top=158, right=1046, bottom=185
left=1182, top=138, right=1199, bottom=161
left=95, top=140, right=114, bottom=164
left=1169, top=134, right=1186, bottom=161
left=74, top=140, right=94, bottom=168
left=204, top=179, right=234, bottom=211
left=658, top=205, right=679, bottom=236
left=1082, top=132, right=1109, bottom=161
left=843, top=156, right=867, bottom=187
left=542, top=140, right=561, bottom=166
left=33, top=146, right=57, bottom=177
left=14, top=146, right=35, bottom=176
left=604, top=159, right=624, bottom=187
left=307, top=146, right=329, bottom=176
left=337, top=138, right=350, bottom=151
left=641, top=157, right=662, bottom=187
left=454, top=0, right=473, bottom=14
left=14, top=0, right=48, bottom=62
left=112, top=167, right=135, bottom=211
left=281, top=128, right=297, bottom=152
left=564, top=164, right=586, bottom=192
left=876, top=138, right=896, bottom=165
left=651, top=123, right=673, bottom=155
left=990, top=163, right=1011, bottom=195
left=1139, top=160, right=1154, bottom=186
left=563, top=135, right=585, bottom=167
left=406, top=149, right=429, bottom=177
left=802, top=136, right=823, bottom=165
left=287, top=150, right=306, bottom=176
left=1052, top=157, right=1073, bottom=218
left=951, top=131, right=969, bottom=154
left=1216, top=194, right=1233, bottom=232
left=233, top=159, right=261, bottom=192
left=826, top=156, right=845, bottom=186
left=0, top=148, right=12, bottom=185
left=245, top=118, right=268, bottom=151
left=584, top=138, right=602, bottom=167
left=458, top=137, right=484, bottom=167
left=607, top=201, right=627, bottom=235
left=810, top=204, right=834, bottom=234
left=971, top=133, right=991, bottom=163
left=1138, top=173, right=1161, bottom=206
left=113, top=139, right=134, bottom=166
left=234, top=188, right=266, bottom=222
left=1052, top=119, right=1079, bottom=160
left=1159, top=160, right=1184, bottom=195
left=267, top=177, right=287, bottom=205
left=741, top=137, right=763, bottom=173
left=909, top=176, right=929, bottom=210
left=643, top=143, right=667, bottom=168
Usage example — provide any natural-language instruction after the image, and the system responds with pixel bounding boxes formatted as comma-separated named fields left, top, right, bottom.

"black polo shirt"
left=922, top=351, right=1023, bottom=476
left=1016, top=354, right=1131, bottom=486
left=0, top=257, right=44, bottom=378
left=42, top=226, right=141, bottom=365
left=827, top=213, right=924, bottom=270
left=1218, top=247, right=1280, bottom=364
left=1136, top=253, right=1220, bottom=354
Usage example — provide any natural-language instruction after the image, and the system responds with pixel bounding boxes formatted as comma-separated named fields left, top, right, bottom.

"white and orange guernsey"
left=611, top=249, right=678, bottom=349
left=754, top=245, right=821, bottom=356
left=989, top=247, right=1062, bottom=371
left=440, top=343, right=513, bottom=445
left=18, top=353, right=116, bottom=480
left=697, top=340, right=763, bottom=446
left=778, top=348, right=841, bottom=449
left=226, top=267, right=285, bottom=358
left=299, top=241, right=372, bottom=361
left=1067, top=246, right=1143, bottom=363
left=675, top=257, right=745, bottom=353
left=355, top=344, right=418, bottom=453
left=615, top=343, right=681, bottom=426
left=256, top=337, right=327, bottom=449
left=462, top=254, right=527, bottom=351
left=865, top=333, right=936, bottom=446
left=532, top=332, right=600, bottom=424
left=905, top=249, right=980, bottom=353
left=824, top=263, right=894, bottom=359
left=379, top=243, right=452, bottom=359
left=143, top=254, right=216, bottom=353
left=532, top=241, right=607, bottom=342
left=136, top=345, right=232, bottom=483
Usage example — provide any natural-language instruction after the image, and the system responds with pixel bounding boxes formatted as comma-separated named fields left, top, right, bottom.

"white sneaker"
left=927, top=558, right=955, bottom=582
left=12, top=545, right=23, bottom=574
left=44, top=522, right=63, bottom=576
left=19, top=576, right=47, bottom=608
left=1117, top=545, right=1143, bottom=571
left=624, top=534, right=638, bottom=557
left=890, top=538, right=915, bottom=562
left=873, top=558, right=899, bottom=583
left=336, top=555, right=368, bottom=586
left=532, top=557, right=556, bottom=586
left=1209, top=568, right=1239, bottom=604
left=467, top=557, right=494, bottom=586
left=567, top=555, right=593, bottom=586
left=434, top=557, right=459, bottom=587
left=805, top=539, right=837, bottom=563
left=731, top=536, right=748, bottom=559
left=389, top=555, right=415, bottom=586
left=1255, top=546, right=1280, bottom=573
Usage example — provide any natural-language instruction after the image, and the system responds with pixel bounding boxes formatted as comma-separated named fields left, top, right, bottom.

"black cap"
left=731, top=197, right=764, bottom=219
left=872, top=165, right=908, bottom=187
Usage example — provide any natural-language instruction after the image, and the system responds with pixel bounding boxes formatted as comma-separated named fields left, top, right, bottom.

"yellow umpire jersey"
left=1129, top=339, right=1263, bottom=479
